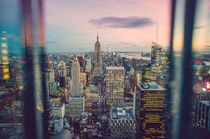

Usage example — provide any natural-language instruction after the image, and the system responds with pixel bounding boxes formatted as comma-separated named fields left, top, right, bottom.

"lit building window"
left=2, top=49, right=7, bottom=54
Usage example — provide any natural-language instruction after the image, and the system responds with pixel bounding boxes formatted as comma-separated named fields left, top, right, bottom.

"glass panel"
left=0, top=0, right=25, bottom=138
left=1, top=0, right=209, bottom=138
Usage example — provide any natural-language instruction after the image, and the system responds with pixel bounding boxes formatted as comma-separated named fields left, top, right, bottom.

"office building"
left=71, top=59, right=82, bottom=96
left=0, top=31, right=10, bottom=82
left=80, top=72, right=87, bottom=89
left=85, top=59, right=91, bottom=71
left=142, top=64, right=151, bottom=83
left=9, top=60, right=23, bottom=89
left=93, top=34, right=103, bottom=76
left=150, top=42, right=169, bottom=82
left=85, top=59, right=91, bottom=86
left=110, top=107, right=135, bottom=138
left=85, top=85, right=99, bottom=109
left=77, top=56, right=85, bottom=72
left=135, top=83, right=166, bottom=138
left=105, top=67, right=125, bottom=107
left=59, top=61, right=67, bottom=77
left=46, top=69, right=56, bottom=96
left=194, top=100, right=210, bottom=130
left=66, top=96, right=84, bottom=118
left=58, top=61, right=67, bottom=87
left=46, top=60, right=54, bottom=70
left=52, top=104, right=65, bottom=133
left=67, top=59, right=84, bottom=118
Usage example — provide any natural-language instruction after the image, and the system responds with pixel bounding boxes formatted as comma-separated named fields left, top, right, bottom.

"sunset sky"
left=45, top=0, right=171, bottom=52
left=0, top=0, right=209, bottom=53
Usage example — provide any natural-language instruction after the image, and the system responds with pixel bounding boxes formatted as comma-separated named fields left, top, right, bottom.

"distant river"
left=118, top=53, right=151, bottom=60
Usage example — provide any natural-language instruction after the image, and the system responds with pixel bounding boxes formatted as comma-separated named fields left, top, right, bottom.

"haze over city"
left=45, top=0, right=171, bottom=52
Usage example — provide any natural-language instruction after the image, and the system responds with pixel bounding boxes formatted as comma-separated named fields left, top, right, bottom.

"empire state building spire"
left=97, top=32, right=99, bottom=42
left=93, top=33, right=103, bottom=76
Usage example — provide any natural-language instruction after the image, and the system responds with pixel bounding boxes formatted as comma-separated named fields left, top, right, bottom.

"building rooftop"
left=137, top=82, right=166, bottom=91
left=0, top=91, right=6, bottom=95
left=54, top=103, right=64, bottom=108
left=111, top=107, right=134, bottom=120
left=200, top=101, right=210, bottom=106
left=203, top=61, right=210, bottom=66
left=106, top=66, right=124, bottom=70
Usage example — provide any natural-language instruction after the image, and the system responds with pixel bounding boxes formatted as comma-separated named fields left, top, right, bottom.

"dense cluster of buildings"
left=0, top=31, right=210, bottom=138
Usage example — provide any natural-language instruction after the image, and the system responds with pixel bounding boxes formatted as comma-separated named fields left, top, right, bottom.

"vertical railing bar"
left=21, top=0, right=37, bottom=138
left=179, top=0, right=197, bottom=138
left=166, top=0, right=176, bottom=138
left=38, top=0, right=49, bottom=138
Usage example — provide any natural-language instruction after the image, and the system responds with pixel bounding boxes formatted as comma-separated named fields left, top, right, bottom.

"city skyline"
left=0, top=0, right=210, bottom=138
left=45, top=0, right=171, bottom=52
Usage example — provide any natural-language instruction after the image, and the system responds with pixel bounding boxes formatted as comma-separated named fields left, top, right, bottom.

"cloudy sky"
left=0, top=0, right=209, bottom=54
left=45, top=0, right=171, bottom=52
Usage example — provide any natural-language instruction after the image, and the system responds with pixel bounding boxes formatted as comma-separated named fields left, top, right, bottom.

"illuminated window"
left=2, top=56, right=8, bottom=60
left=2, top=43, right=7, bottom=47
left=3, top=74, right=9, bottom=79
left=2, top=50, right=7, bottom=54
left=3, top=68, right=9, bottom=73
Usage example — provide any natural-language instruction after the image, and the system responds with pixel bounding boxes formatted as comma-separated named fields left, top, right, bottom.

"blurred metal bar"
left=179, top=0, right=197, bottom=138
left=21, top=0, right=37, bottom=138
left=38, top=0, right=50, bottom=138
left=22, top=0, right=47, bottom=138
left=165, top=0, right=176, bottom=138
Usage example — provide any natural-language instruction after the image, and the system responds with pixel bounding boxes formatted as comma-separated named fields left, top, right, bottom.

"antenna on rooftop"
left=156, top=23, right=159, bottom=44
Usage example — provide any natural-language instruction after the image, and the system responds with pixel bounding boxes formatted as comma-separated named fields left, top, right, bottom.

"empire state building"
left=93, top=34, right=103, bottom=76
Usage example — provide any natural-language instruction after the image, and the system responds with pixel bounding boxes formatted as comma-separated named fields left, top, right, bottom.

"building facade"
left=93, top=34, right=103, bottom=76
left=142, top=64, right=151, bottom=83
left=105, top=67, right=125, bottom=107
left=0, top=31, right=10, bottom=82
left=71, top=59, right=82, bottom=96
left=68, top=59, right=84, bottom=118
left=110, top=107, right=135, bottom=138
left=150, top=42, right=169, bottom=82
left=135, top=83, right=166, bottom=138
left=80, top=72, right=87, bottom=89
left=194, top=100, right=210, bottom=130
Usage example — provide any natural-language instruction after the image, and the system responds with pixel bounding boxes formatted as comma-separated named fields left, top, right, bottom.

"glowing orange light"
left=19, top=86, right=23, bottom=90
left=3, top=68, right=9, bottom=73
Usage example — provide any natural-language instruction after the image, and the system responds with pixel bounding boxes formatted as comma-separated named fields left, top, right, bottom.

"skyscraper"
left=67, top=58, right=84, bottom=118
left=93, top=33, right=103, bottom=76
left=150, top=42, right=169, bottom=82
left=135, top=83, right=166, bottom=138
left=59, top=61, right=67, bottom=77
left=80, top=72, right=87, bottom=89
left=59, top=61, right=67, bottom=87
left=85, top=59, right=91, bottom=87
left=0, top=31, right=10, bottom=82
left=105, top=66, right=125, bottom=107
left=77, top=56, right=85, bottom=72
left=71, top=59, right=82, bottom=96
left=142, top=64, right=151, bottom=83
left=85, top=58, right=91, bottom=71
